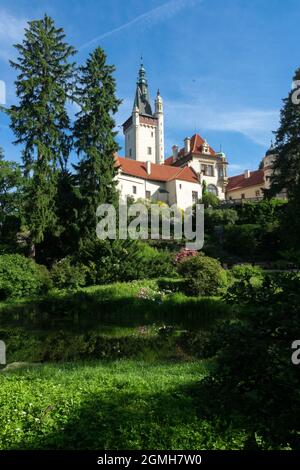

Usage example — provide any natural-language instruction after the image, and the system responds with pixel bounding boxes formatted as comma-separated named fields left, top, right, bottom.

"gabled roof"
left=115, top=156, right=199, bottom=183
left=227, top=169, right=265, bottom=192
left=165, top=133, right=216, bottom=165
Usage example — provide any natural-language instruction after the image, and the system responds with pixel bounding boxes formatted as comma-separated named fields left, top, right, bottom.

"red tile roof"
left=116, top=156, right=199, bottom=183
left=227, top=169, right=265, bottom=192
left=165, top=133, right=216, bottom=165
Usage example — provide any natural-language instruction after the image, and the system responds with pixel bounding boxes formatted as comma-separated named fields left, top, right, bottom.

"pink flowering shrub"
left=174, top=247, right=198, bottom=265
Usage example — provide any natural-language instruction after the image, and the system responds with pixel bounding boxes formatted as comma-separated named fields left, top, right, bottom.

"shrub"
left=201, top=192, right=219, bottom=208
left=0, top=254, right=51, bottom=300
left=80, top=240, right=175, bottom=285
left=204, top=273, right=300, bottom=448
left=51, top=257, right=88, bottom=290
left=230, top=263, right=263, bottom=282
left=174, top=247, right=198, bottom=264
left=205, top=208, right=238, bottom=232
left=224, top=224, right=260, bottom=258
left=177, top=253, right=227, bottom=296
left=236, top=199, right=287, bottom=226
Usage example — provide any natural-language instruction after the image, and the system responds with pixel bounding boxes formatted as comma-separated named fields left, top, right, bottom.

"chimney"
left=146, top=160, right=151, bottom=175
left=184, top=137, right=191, bottom=155
left=172, top=145, right=178, bottom=160
left=244, top=169, right=251, bottom=178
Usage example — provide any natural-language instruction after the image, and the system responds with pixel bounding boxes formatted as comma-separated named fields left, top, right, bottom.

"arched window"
left=207, top=184, right=218, bottom=196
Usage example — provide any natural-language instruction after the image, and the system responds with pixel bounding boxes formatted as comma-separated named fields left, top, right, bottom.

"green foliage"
left=230, top=264, right=263, bottom=282
left=0, top=361, right=248, bottom=450
left=0, top=254, right=51, bottom=300
left=201, top=191, right=219, bottom=208
left=236, top=199, right=287, bottom=226
left=73, top=47, right=121, bottom=245
left=224, top=224, right=260, bottom=258
left=177, top=253, right=227, bottom=296
left=205, top=208, right=238, bottom=232
left=205, top=273, right=300, bottom=448
left=268, top=67, right=300, bottom=199
left=0, top=153, right=23, bottom=251
left=7, top=15, right=76, bottom=251
left=80, top=240, right=175, bottom=284
left=279, top=249, right=300, bottom=267
left=50, top=257, right=87, bottom=290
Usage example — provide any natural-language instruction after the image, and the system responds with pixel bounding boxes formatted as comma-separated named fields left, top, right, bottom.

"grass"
left=0, top=280, right=243, bottom=449
left=0, top=360, right=247, bottom=450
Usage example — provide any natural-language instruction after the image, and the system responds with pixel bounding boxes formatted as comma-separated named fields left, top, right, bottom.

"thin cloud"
left=0, top=9, right=27, bottom=61
left=79, top=0, right=198, bottom=50
left=164, top=101, right=279, bottom=147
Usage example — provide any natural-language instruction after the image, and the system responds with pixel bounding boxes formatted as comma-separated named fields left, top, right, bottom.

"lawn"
left=0, top=280, right=244, bottom=450
left=0, top=360, right=247, bottom=450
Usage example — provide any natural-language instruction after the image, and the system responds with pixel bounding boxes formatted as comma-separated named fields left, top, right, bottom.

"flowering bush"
left=174, top=248, right=198, bottom=264
left=136, top=287, right=166, bottom=302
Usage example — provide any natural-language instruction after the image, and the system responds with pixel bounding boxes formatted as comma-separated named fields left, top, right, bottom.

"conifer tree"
left=7, top=15, right=76, bottom=257
left=269, top=68, right=300, bottom=197
left=73, top=47, right=121, bottom=246
left=268, top=68, right=300, bottom=250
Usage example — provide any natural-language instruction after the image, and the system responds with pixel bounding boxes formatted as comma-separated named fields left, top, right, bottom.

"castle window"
left=201, top=164, right=214, bottom=176
left=151, top=132, right=154, bottom=137
left=133, top=185, right=137, bottom=195
left=241, top=193, right=245, bottom=199
left=179, top=184, right=182, bottom=189
left=129, top=148, right=132, bottom=157
left=207, top=165, right=214, bottom=176
left=192, top=191, right=198, bottom=203
left=146, top=190, right=151, bottom=199
left=207, top=184, right=218, bottom=196
left=147, top=147, right=152, bottom=155
left=255, top=190, right=260, bottom=197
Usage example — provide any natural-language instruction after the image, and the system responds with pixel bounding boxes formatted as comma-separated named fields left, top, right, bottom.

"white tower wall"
left=155, top=91, right=164, bottom=165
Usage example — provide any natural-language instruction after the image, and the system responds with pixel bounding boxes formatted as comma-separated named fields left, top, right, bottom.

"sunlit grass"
left=0, top=360, right=247, bottom=450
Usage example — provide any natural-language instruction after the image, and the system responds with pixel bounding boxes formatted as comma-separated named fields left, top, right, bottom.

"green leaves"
left=7, top=15, right=76, bottom=250
left=73, top=48, right=121, bottom=246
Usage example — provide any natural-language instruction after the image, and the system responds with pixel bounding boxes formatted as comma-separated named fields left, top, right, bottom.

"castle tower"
left=122, top=61, right=164, bottom=164
left=263, top=141, right=277, bottom=190
left=155, top=90, right=164, bottom=165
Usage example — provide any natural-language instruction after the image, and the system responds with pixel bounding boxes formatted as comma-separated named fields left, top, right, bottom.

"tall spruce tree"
left=7, top=15, right=76, bottom=257
left=268, top=68, right=300, bottom=250
left=269, top=67, right=300, bottom=197
left=73, top=47, right=121, bottom=246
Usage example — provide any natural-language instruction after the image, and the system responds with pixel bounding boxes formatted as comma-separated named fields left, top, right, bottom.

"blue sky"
left=0, top=0, right=299, bottom=175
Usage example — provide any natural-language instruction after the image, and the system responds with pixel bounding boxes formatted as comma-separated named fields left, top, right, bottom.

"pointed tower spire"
left=133, top=59, right=153, bottom=116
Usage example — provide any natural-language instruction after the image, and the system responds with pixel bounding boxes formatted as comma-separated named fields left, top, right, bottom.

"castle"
left=115, top=62, right=228, bottom=209
left=226, top=144, right=287, bottom=202
left=115, top=62, right=284, bottom=207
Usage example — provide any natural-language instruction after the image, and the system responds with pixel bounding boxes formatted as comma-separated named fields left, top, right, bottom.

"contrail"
left=79, top=0, right=198, bottom=51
